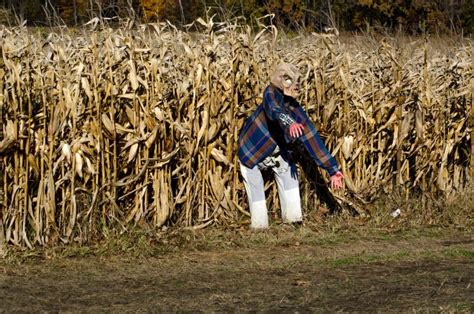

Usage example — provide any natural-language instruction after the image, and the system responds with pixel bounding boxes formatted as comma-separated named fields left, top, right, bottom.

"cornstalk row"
left=0, top=23, right=472, bottom=247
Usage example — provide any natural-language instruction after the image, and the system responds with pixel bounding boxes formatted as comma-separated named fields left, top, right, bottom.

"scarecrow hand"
left=289, top=123, right=304, bottom=139
left=330, top=171, right=344, bottom=190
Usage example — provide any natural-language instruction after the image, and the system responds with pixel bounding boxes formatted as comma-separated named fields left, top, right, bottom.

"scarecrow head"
left=270, top=63, right=301, bottom=99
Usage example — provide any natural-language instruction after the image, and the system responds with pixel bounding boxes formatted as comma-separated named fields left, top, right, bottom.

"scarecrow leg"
left=272, top=156, right=302, bottom=223
left=240, top=163, right=269, bottom=228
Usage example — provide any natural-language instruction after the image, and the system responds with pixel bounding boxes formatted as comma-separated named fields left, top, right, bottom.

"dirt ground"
left=0, top=228, right=473, bottom=312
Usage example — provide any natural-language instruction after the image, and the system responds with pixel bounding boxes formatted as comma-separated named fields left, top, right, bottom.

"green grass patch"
left=443, top=248, right=474, bottom=260
left=1, top=219, right=472, bottom=265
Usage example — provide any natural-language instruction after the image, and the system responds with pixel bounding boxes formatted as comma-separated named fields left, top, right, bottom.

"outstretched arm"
left=294, top=107, right=343, bottom=189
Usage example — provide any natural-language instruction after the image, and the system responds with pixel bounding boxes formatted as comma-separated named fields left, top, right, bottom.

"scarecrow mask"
left=270, top=63, right=301, bottom=99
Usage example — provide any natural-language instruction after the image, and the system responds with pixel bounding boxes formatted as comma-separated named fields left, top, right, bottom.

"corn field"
left=0, top=19, right=472, bottom=248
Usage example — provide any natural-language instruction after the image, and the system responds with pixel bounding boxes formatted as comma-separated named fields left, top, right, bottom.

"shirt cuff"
left=327, top=165, right=339, bottom=177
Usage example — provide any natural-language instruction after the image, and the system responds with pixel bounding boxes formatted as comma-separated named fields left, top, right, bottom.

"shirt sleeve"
left=296, top=107, right=339, bottom=176
left=262, top=86, right=296, bottom=131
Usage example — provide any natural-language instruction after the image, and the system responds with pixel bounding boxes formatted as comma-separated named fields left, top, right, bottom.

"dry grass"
left=0, top=19, right=472, bottom=249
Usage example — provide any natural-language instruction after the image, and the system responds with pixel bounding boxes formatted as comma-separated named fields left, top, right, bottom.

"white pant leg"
left=240, top=163, right=269, bottom=229
left=272, top=156, right=302, bottom=223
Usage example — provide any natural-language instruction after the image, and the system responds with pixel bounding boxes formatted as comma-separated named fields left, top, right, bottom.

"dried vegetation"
left=0, top=19, right=472, bottom=248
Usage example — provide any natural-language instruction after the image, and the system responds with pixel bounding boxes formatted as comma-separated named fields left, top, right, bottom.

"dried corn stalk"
left=0, top=21, right=471, bottom=247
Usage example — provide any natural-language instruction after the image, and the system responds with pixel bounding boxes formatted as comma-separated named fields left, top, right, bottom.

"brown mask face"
left=270, top=63, right=301, bottom=98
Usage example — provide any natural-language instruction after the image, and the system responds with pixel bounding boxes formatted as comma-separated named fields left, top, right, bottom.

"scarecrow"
left=238, top=63, right=344, bottom=228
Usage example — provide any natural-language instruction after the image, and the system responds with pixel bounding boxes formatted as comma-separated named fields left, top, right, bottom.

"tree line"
left=0, top=0, right=473, bottom=34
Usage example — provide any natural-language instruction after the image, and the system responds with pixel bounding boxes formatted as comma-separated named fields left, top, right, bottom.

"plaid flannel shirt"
left=238, top=84, right=339, bottom=176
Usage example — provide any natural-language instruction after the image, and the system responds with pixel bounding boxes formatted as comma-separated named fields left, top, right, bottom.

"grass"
left=1, top=186, right=472, bottom=264
left=1, top=223, right=471, bottom=265
left=443, top=248, right=474, bottom=260
left=1, top=201, right=472, bottom=312
left=330, top=250, right=411, bottom=267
